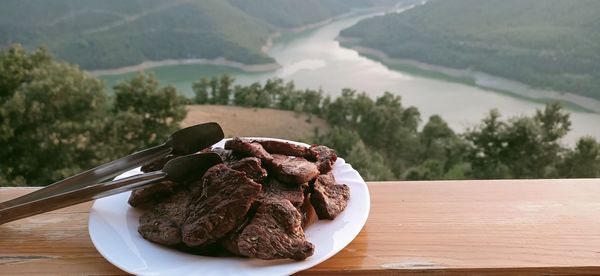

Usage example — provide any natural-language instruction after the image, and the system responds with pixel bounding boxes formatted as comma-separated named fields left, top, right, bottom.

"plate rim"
left=89, top=137, right=370, bottom=275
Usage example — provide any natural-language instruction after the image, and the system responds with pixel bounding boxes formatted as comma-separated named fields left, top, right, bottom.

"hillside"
left=228, top=0, right=399, bottom=29
left=0, top=0, right=397, bottom=70
left=340, top=0, right=600, bottom=100
left=182, top=105, right=329, bottom=142
left=0, top=0, right=273, bottom=70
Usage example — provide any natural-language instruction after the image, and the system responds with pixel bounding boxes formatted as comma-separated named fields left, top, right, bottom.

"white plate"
left=89, top=138, right=370, bottom=276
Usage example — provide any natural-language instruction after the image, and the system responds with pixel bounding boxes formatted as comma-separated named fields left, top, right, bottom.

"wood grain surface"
left=2, top=179, right=600, bottom=275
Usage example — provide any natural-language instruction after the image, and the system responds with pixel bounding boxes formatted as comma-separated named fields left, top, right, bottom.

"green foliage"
left=341, top=0, right=600, bottom=99
left=227, top=0, right=398, bottom=29
left=403, top=160, right=444, bottom=181
left=194, top=75, right=599, bottom=181
left=345, top=141, right=396, bottom=181
left=2, top=43, right=597, bottom=185
left=463, top=110, right=508, bottom=179
left=193, top=78, right=210, bottom=105
left=311, top=127, right=361, bottom=157
left=464, top=103, right=572, bottom=179
left=311, top=125, right=396, bottom=181
left=420, top=115, right=456, bottom=162
left=0, top=45, right=52, bottom=100
left=560, top=137, right=600, bottom=178
left=227, top=0, right=347, bottom=29
left=0, top=0, right=274, bottom=70
left=112, top=73, right=187, bottom=150
left=0, top=45, right=187, bottom=186
left=0, top=45, right=109, bottom=185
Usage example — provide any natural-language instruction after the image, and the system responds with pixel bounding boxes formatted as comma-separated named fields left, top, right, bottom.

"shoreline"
left=90, top=57, right=280, bottom=76
left=91, top=8, right=384, bottom=77
left=91, top=5, right=396, bottom=77
left=338, top=36, right=600, bottom=113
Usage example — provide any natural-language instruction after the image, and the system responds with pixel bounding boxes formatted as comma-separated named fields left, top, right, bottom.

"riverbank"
left=90, top=57, right=281, bottom=76
left=92, top=5, right=395, bottom=77
left=338, top=36, right=600, bottom=113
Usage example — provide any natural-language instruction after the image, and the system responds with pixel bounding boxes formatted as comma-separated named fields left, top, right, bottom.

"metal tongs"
left=0, top=122, right=225, bottom=225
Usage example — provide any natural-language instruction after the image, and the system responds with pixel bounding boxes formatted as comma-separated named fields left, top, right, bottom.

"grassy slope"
left=340, top=0, right=600, bottom=100
left=227, top=0, right=399, bottom=29
left=183, top=105, right=329, bottom=142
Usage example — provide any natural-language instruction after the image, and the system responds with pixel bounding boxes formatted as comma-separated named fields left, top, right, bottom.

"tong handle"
left=0, top=171, right=166, bottom=225
left=0, top=144, right=171, bottom=209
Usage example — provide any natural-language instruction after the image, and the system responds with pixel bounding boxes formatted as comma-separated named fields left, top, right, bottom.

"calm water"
left=100, top=10, right=600, bottom=145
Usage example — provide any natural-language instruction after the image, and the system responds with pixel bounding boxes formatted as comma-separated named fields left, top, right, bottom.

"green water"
left=101, top=64, right=263, bottom=97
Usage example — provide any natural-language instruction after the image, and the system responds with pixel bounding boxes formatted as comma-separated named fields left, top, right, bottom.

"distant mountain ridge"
left=0, top=0, right=398, bottom=70
left=340, top=0, right=600, bottom=100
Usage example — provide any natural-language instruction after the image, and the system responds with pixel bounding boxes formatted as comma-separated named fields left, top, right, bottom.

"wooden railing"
left=1, top=179, right=600, bottom=275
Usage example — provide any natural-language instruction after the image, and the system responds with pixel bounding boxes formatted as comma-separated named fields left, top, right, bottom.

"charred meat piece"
left=225, top=138, right=273, bottom=163
left=131, top=153, right=181, bottom=208
left=181, top=164, right=261, bottom=247
left=300, top=193, right=318, bottom=229
left=227, top=157, right=267, bottom=183
left=309, top=145, right=337, bottom=174
left=220, top=216, right=252, bottom=256
left=310, top=173, right=349, bottom=220
left=138, top=188, right=193, bottom=246
left=128, top=180, right=178, bottom=208
left=259, top=178, right=305, bottom=207
left=141, top=154, right=177, bottom=173
left=270, top=154, right=320, bottom=185
left=238, top=199, right=315, bottom=260
left=256, top=140, right=311, bottom=158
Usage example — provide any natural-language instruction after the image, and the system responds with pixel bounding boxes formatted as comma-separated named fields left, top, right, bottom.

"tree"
left=263, top=78, right=285, bottom=105
left=112, top=73, right=187, bottom=150
left=0, top=45, right=52, bottom=101
left=360, top=92, right=421, bottom=173
left=217, top=74, right=234, bottom=105
left=0, top=45, right=108, bottom=185
left=311, top=126, right=361, bottom=157
left=534, top=102, right=571, bottom=175
left=535, top=102, right=571, bottom=142
left=404, top=160, right=444, bottom=180
left=209, top=77, right=219, bottom=104
left=192, top=77, right=210, bottom=104
left=0, top=45, right=188, bottom=186
left=322, top=89, right=373, bottom=128
left=464, top=109, right=509, bottom=179
left=560, top=137, right=600, bottom=178
left=419, top=115, right=467, bottom=175
left=301, top=89, right=324, bottom=115
left=500, top=116, right=546, bottom=178
left=464, top=103, right=572, bottom=179
left=420, top=115, right=455, bottom=160
left=345, top=141, right=395, bottom=181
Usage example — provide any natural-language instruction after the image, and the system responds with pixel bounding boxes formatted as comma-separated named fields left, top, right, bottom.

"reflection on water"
left=278, top=59, right=327, bottom=78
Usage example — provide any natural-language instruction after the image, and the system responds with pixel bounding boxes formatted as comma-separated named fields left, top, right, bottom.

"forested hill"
left=228, top=0, right=399, bottom=29
left=0, top=0, right=397, bottom=70
left=340, top=0, right=600, bottom=100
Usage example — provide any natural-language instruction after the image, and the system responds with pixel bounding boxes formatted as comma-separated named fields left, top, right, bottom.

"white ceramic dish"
left=89, top=138, right=370, bottom=276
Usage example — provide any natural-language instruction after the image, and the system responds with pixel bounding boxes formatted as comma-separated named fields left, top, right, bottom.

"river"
left=99, top=8, right=600, bottom=146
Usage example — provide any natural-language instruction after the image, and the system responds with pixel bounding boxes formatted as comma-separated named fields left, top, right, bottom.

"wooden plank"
left=1, top=179, right=600, bottom=275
